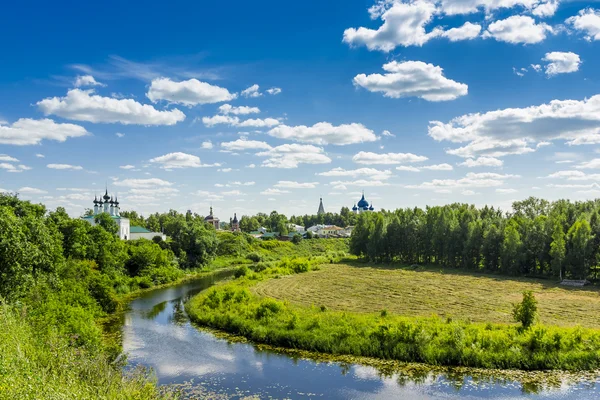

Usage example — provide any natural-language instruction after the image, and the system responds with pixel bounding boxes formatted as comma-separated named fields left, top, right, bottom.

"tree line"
left=350, top=197, right=600, bottom=280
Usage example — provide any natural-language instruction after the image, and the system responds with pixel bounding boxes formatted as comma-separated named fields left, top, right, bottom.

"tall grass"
left=186, top=260, right=600, bottom=371
left=0, top=305, right=174, bottom=400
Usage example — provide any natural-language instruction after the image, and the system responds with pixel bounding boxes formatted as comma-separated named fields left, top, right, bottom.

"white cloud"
left=576, top=159, right=600, bottom=169
left=261, top=188, right=290, bottom=195
left=120, top=165, right=136, bottom=170
left=241, top=84, right=262, bottom=98
left=461, top=190, right=479, bottom=195
left=343, top=1, right=442, bottom=51
left=0, top=118, right=89, bottom=146
left=115, top=132, right=125, bottom=138
left=218, top=168, right=233, bottom=173
left=247, top=164, right=256, bottom=168
left=191, top=190, right=224, bottom=201
left=442, top=22, right=482, bottom=41
left=268, top=122, right=377, bottom=145
left=429, top=94, right=600, bottom=158
left=353, top=61, right=468, bottom=102
left=0, top=155, right=18, bottom=162
left=407, top=172, right=518, bottom=190
left=149, top=152, right=217, bottom=169
left=542, top=52, right=581, bottom=76
left=531, top=64, right=542, bottom=72
left=422, top=163, right=453, bottom=170
left=396, top=165, right=421, bottom=172
left=146, top=77, right=237, bottom=106
left=47, top=164, right=83, bottom=170
left=257, top=144, right=332, bottom=168
left=483, top=16, right=552, bottom=44
left=201, top=140, right=213, bottom=150
left=459, top=156, right=503, bottom=167
left=266, top=87, right=282, bottom=95
left=18, top=187, right=47, bottom=194
left=496, top=188, right=518, bottom=193
left=218, top=104, right=260, bottom=115
left=274, top=181, right=319, bottom=189
left=221, top=139, right=273, bottom=151
left=439, top=0, right=559, bottom=16
left=202, top=114, right=279, bottom=128
left=316, top=167, right=393, bottom=181
left=381, top=130, right=395, bottom=137
left=330, top=179, right=390, bottom=187
left=113, top=178, right=173, bottom=188
left=353, top=151, right=428, bottom=165
left=74, top=75, right=104, bottom=87
left=38, top=89, right=185, bottom=126
left=35, top=153, right=45, bottom=158
left=566, top=8, right=600, bottom=42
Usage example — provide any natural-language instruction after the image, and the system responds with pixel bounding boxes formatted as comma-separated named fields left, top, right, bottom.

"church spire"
left=317, top=197, right=325, bottom=215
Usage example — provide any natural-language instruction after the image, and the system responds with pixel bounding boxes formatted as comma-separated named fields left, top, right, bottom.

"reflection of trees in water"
left=143, top=301, right=167, bottom=319
left=170, top=300, right=188, bottom=325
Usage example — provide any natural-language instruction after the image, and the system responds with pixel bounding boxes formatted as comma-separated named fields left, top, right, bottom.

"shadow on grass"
left=338, top=258, right=600, bottom=294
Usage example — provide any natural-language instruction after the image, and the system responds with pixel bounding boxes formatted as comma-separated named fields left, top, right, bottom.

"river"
left=116, top=272, right=600, bottom=399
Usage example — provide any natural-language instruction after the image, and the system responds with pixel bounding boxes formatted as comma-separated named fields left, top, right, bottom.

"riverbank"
left=186, top=260, right=600, bottom=371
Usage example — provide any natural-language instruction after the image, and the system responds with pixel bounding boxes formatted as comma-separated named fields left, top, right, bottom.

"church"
left=352, top=192, right=375, bottom=214
left=81, top=189, right=130, bottom=240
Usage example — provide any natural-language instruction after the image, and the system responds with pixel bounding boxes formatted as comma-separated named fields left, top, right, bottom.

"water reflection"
left=117, top=273, right=600, bottom=399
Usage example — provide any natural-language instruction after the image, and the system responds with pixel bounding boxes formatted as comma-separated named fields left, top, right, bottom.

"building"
left=230, top=213, right=240, bottom=232
left=352, top=191, right=375, bottom=214
left=317, top=197, right=325, bottom=215
left=82, top=188, right=164, bottom=241
left=289, top=223, right=306, bottom=233
left=130, top=226, right=167, bottom=241
left=82, top=189, right=130, bottom=240
left=204, top=207, right=220, bottom=230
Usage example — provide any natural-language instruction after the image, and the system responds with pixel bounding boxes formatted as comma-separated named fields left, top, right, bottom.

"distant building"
left=82, top=188, right=164, bottom=241
left=82, top=189, right=130, bottom=240
left=317, top=197, right=325, bottom=215
left=289, top=224, right=306, bottom=233
left=230, top=213, right=240, bottom=232
left=204, top=207, right=220, bottom=230
left=352, top=191, right=375, bottom=214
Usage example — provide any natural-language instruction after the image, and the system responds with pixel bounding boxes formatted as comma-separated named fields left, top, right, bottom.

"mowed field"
left=252, top=263, right=600, bottom=328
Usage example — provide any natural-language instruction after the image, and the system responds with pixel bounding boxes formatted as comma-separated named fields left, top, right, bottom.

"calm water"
left=117, top=273, right=600, bottom=399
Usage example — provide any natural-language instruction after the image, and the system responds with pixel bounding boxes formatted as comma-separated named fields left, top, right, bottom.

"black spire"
left=103, top=186, right=110, bottom=201
left=232, top=213, right=238, bottom=223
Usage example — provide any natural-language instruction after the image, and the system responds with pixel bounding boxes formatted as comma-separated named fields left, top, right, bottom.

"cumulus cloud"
left=422, top=163, right=453, bottom=170
left=113, top=178, right=173, bottom=188
left=406, top=172, right=519, bottom=190
left=35, top=153, right=45, bottom=158
left=439, top=0, right=559, bottom=16
left=382, top=130, right=396, bottom=137
left=74, top=75, right=105, bottom=87
left=316, top=167, right=393, bottom=181
left=202, top=114, right=279, bottom=128
left=221, top=139, right=273, bottom=151
left=496, top=188, right=518, bottom=193
left=149, top=152, right=218, bottom=169
left=146, top=78, right=237, bottom=106
left=353, top=61, right=468, bottom=102
left=18, top=187, right=48, bottom=194
left=47, top=163, right=83, bottom=170
left=201, top=140, right=213, bottom=149
left=218, top=104, right=260, bottom=115
left=459, top=156, right=504, bottom=167
left=261, top=188, right=290, bottom=195
left=330, top=179, right=390, bottom=187
left=241, top=84, right=262, bottom=98
left=442, top=22, right=482, bottom=41
left=257, top=144, right=332, bottom=168
left=353, top=151, right=428, bottom=165
left=483, top=16, right=552, bottom=44
left=274, top=181, right=319, bottom=189
left=0, top=154, right=18, bottom=162
left=266, top=87, right=282, bottom=95
left=543, top=52, right=581, bottom=76
left=267, top=122, right=377, bottom=145
left=429, top=94, right=600, bottom=158
left=576, top=159, right=600, bottom=169
left=38, top=89, right=185, bottom=125
left=566, top=8, right=600, bottom=42
left=396, top=165, right=421, bottom=172
left=0, top=118, right=89, bottom=146
left=0, top=163, right=30, bottom=173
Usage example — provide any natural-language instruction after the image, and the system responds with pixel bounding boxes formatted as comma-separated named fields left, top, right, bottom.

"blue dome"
left=357, top=193, right=369, bottom=208
left=352, top=204, right=358, bottom=211
left=369, top=204, right=374, bottom=211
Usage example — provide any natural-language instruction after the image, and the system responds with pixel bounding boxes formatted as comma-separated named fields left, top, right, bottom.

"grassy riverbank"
left=186, top=260, right=600, bottom=371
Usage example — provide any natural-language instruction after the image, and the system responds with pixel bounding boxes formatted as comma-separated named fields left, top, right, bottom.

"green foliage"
left=291, top=234, right=303, bottom=244
left=513, top=291, right=538, bottom=329
left=94, top=212, right=119, bottom=236
left=234, top=265, right=249, bottom=278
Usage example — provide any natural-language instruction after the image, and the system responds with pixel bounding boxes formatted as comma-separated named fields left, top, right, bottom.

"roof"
left=82, top=215, right=125, bottom=220
left=130, top=226, right=151, bottom=233
left=261, top=232, right=279, bottom=238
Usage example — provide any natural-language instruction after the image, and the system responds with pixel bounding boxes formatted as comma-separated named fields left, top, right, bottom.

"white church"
left=81, top=189, right=165, bottom=241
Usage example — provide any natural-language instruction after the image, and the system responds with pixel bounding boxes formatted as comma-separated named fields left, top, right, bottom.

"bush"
left=246, top=252, right=262, bottom=263
left=513, top=291, right=538, bottom=329
left=234, top=265, right=249, bottom=278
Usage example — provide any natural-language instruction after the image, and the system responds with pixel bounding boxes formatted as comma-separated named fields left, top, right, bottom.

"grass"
left=186, top=258, right=600, bottom=371
left=253, top=263, right=600, bottom=329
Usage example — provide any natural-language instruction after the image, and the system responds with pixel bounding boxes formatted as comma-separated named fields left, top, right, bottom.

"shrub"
left=513, top=291, right=538, bottom=329
left=246, top=252, right=262, bottom=263
left=234, top=265, right=249, bottom=278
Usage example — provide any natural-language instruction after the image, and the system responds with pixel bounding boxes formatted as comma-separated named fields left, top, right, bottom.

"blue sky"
left=2, top=0, right=600, bottom=219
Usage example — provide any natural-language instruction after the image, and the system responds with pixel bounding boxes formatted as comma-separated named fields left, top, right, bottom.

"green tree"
left=94, top=213, right=119, bottom=236
left=549, top=219, right=566, bottom=278
left=512, top=291, right=538, bottom=329
left=566, top=219, right=593, bottom=279
left=501, top=221, right=523, bottom=275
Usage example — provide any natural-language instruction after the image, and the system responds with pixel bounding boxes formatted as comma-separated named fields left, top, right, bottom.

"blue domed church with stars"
left=352, top=192, right=375, bottom=214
